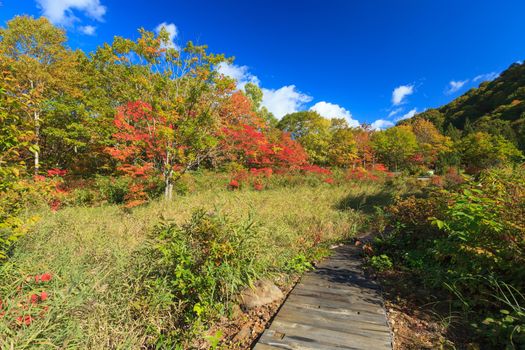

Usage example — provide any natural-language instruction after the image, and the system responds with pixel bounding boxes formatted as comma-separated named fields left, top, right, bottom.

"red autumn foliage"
left=106, top=101, right=166, bottom=178
left=299, top=165, right=332, bottom=175
left=324, top=177, right=335, bottom=185
left=46, top=168, right=68, bottom=177
left=35, top=273, right=52, bottom=283
left=253, top=181, right=264, bottom=191
left=16, top=315, right=32, bottom=326
left=228, top=179, right=240, bottom=190
left=2, top=272, right=53, bottom=329
left=221, top=124, right=308, bottom=170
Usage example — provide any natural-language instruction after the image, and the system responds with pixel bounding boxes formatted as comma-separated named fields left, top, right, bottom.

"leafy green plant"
left=95, top=176, right=131, bottom=204
left=134, top=209, right=264, bottom=345
left=369, top=254, right=393, bottom=272
left=285, top=253, right=313, bottom=273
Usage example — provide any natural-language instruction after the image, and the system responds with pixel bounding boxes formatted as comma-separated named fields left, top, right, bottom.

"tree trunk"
left=163, top=150, right=174, bottom=201
left=34, top=110, right=40, bottom=175
left=164, top=179, right=173, bottom=201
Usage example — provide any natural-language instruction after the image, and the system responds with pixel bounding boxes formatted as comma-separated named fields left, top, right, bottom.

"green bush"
left=369, top=254, right=393, bottom=272
left=285, top=253, right=313, bottom=273
left=95, top=176, right=131, bottom=204
left=377, top=166, right=525, bottom=348
left=132, top=209, right=264, bottom=345
left=71, top=188, right=96, bottom=206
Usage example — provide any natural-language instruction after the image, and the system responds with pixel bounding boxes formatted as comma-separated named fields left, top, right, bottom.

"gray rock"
left=240, top=279, right=284, bottom=309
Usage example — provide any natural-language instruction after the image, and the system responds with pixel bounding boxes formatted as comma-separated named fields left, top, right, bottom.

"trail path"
left=253, top=245, right=392, bottom=350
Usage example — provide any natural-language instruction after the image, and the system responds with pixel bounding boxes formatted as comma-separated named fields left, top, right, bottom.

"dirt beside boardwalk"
left=379, top=269, right=475, bottom=350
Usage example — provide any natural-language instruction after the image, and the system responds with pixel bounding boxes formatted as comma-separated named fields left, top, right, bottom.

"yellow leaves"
left=459, top=244, right=497, bottom=260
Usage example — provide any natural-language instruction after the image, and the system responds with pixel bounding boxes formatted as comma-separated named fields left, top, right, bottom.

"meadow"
left=0, top=176, right=386, bottom=349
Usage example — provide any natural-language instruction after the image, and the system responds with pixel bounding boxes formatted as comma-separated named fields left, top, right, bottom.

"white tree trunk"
left=34, top=110, right=40, bottom=175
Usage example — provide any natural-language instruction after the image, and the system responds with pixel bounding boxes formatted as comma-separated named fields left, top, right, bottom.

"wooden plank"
left=300, top=274, right=380, bottom=290
left=294, top=281, right=380, bottom=298
left=273, top=316, right=391, bottom=341
left=257, top=329, right=359, bottom=350
left=278, top=302, right=388, bottom=325
left=252, top=244, right=392, bottom=349
left=291, top=285, right=382, bottom=304
left=263, top=321, right=390, bottom=349
left=285, top=294, right=386, bottom=316
left=252, top=343, right=279, bottom=350
left=276, top=306, right=390, bottom=335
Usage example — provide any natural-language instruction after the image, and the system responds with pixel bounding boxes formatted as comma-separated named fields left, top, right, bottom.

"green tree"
left=0, top=16, right=82, bottom=174
left=101, top=28, right=231, bottom=199
left=327, top=119, right=358, bottom=167
left=277, top=111, right=331, bottom=165
left=458, top=132, right=523, bottom=172
left=371, top=125, right=418, bottom=171
left=244, top=82, right=277, bottom=127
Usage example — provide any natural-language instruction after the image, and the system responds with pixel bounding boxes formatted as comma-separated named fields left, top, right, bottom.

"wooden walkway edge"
left=253, top=245, right=392, bottom=350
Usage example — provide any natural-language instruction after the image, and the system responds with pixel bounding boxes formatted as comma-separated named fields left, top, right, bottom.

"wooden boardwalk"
left=253, top=245, right=392, bottom=350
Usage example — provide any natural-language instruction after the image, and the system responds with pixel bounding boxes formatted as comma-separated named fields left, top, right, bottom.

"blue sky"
left=1, top=0, right=524, bottom=128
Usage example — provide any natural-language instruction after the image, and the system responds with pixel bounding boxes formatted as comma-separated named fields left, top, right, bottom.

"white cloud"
left=397, top=108, right=417, bottom=121
left=473, top=72, right=499, bottom=83
left=445, top=79, right=469, bottom=94
left=261, top=86, right=312, bottom=119
left=79, top=25, right=96, bottom=35
left=371, top=119, right=394, bottom=130
left=216, top=62, right=260, bottom=90
left=36, top=0, right=106, bottom=26
left=216, top=62, right=310, bottom=119
left=392, top=84, right=414, bottom=105
left=387, top=107, right=403, bottom=118
left=309, top=101, right=359, bottom=127
left=155, top=22, right=179, bottom=50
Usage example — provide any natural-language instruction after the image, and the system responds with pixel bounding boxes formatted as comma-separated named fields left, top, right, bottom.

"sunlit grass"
left=0, top=181, right=385, bottom=348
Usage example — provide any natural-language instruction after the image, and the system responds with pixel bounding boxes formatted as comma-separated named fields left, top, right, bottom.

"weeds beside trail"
left=0, top=182, right=382, bottom=348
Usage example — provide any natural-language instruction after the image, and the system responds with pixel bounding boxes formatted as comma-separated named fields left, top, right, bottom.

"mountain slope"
left=404, top=61, right=525, bottom=150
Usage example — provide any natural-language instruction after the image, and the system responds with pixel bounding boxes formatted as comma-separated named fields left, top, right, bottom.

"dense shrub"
left=375, top=166, right=525, bottom=348
left=130, top=209, right=264, bottom=346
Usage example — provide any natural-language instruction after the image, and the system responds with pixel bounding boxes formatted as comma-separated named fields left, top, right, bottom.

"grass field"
left=0, top=180, right=388, bottom=349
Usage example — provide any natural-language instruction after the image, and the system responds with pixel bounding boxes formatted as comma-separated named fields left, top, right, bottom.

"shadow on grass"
left=336, top=190, right=394, bottom=214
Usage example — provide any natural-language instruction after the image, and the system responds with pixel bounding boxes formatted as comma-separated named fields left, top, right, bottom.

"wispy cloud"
left=387, top=107, right=403, bottom=118
left=310, top=101, right=359, bottom=127
left=79, top=25, right=96, bottom=35
left=392, top=84, right=414, bottom=105
left=445, top=79, right=468, bottom=94
left=473, top=72, right=499, bottom=83
left=397, top=108, right=417, bottom=121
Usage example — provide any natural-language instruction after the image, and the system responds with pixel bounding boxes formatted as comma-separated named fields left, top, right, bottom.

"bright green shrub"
left=370, top=254, right=393, bottom=272
left=131, top=209, right=264, bottom=345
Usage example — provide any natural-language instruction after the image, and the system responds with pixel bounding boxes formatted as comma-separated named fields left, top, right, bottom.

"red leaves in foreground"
left=35, top=273, right=52, bottom=283
left=1, top=272, right=53, bottom=327
left=228, top=179, right=240, bottom=190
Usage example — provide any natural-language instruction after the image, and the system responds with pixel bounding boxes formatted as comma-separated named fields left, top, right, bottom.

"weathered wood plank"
left=278, top=302, right=388, bottom=325
left=270, top=320, right=392, bottom=348
left=252, top=245, right=392, bottom=350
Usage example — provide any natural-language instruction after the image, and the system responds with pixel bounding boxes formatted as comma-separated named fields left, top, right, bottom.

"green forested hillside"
left=405, top=61, right=525, bottom=151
